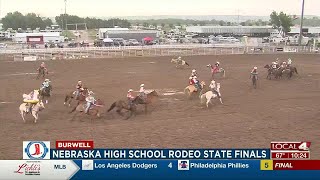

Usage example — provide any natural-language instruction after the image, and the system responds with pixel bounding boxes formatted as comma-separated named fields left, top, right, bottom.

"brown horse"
left=70, top=99, right=105, bottom=120
left=64, top=88, right=89, bottom=107
left=36, top=67, right=48, bottom=79
left=134, top=90, right=159, bottom=114
left=107, top=90, right=159, bottom=119
left=184, top=81, right=206, bottom=99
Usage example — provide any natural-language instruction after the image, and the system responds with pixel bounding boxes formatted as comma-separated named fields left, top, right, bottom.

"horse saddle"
left=85, top=104, right=94, bottom=110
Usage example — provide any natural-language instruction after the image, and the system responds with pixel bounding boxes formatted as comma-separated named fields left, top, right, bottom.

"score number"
left=168, top=162, right=172, bottom=168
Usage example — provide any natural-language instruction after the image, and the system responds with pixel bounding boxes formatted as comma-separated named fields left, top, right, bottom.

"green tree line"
left=1, top=11, right=319, bottom=31
left=1, top=11, right=53, bottom=30
left=55, top=14, right=131, bottom=29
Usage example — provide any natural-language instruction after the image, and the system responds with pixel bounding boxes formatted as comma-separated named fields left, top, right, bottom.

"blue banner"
left=70, top=160, right=320, bottom=180
left=50, top=149, right=270, bottom=159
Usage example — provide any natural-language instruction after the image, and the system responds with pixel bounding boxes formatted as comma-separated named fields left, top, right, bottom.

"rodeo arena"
left=0, top=22, right=320, bottom=159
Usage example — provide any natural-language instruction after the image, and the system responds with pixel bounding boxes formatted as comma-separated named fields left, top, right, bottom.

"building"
left=186, top=26, right=274, bottom=37
left=106, top=30, right=159, bottom=41
left=98, top=28, right=159, bottom=41
left=98, top=28, right=130, bottom=39
left=288, top=26, right=320, bottom=36
left=0, top=31, right=15, bottom=40
left=13, top=32, right=64, bottom=44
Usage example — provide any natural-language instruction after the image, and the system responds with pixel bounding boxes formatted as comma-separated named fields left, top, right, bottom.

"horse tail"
left=294, top=67, right=298, bottom=74
left=200, top=93, right=206, bottom=104
left=107, top=102, right=117, bottom=112
left=223, top=69, right=226, bottom=77
left=185, top=62, right=190, bottom=66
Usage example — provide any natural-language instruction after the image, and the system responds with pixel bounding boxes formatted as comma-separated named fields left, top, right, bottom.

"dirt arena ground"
left=0, top=54, right=319, bottom=160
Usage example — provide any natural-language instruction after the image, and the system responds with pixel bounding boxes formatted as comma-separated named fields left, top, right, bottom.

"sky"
left=0, top=0, right=319, bottom=18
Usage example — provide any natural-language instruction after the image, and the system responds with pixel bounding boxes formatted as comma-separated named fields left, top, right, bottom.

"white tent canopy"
left=103, top=38, right=113, bottom=43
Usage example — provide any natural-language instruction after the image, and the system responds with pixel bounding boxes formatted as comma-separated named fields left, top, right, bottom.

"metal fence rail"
left=0, top=44, right=316, bottom=62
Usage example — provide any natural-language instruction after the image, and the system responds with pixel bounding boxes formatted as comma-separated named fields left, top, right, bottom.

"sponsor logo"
left=14, top=161, right=41, bottom=175
left=23, top=141, right=50, bottom=159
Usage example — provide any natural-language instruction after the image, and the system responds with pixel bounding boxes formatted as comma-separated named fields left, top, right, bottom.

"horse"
left=107, top=97, right=140, bottom=120
left=64, top=88, right=89, bottom=107
left=132, top=90, right=159, bottom=114
left=184, top=81, right=206, bottom=99
left=250, top=74, right=258, bottom=89
left=70, top=99, right=105, bottom=119
left=279, top=66, right=298, bottom=79
left=19, top=100, right=45, bottom=123
left=36, top=67, right=48, bottom=79
left=107, top=90, right=159, bottom=119
left=171, top=58, right=190, bottom=68
left=264, top=65, right=282, bottom=80
left=39, top=85, right=52, bottom=104
left=207, top=64, right=225, bottom=79
left=200, top=83, right=223, bottom=108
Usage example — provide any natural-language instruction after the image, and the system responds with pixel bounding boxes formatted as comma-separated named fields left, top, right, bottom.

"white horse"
left=200, top=83, right=223, bottom=108
left=19, top=99, right=45, bottom=123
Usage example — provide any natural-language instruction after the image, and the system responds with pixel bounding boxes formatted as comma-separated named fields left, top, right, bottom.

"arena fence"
left=0, top=44, right=317, bottom=62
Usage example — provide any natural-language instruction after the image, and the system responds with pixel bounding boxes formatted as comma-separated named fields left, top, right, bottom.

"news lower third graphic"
left=4, top=140, right=318, bottom=179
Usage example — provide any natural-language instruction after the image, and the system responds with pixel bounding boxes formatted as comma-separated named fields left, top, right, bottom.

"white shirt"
left=139, top=87, right=145, bottom=93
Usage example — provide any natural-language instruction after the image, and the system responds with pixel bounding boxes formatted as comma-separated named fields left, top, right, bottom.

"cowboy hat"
left=140, top=84, right=145, bottom=87
left=128, top=89, right=133, bottom=92
left=254, top=67, right=257, bottom=69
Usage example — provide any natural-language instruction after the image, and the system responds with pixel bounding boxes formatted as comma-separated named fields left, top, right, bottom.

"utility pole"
left=298, top=0, right=305, bottom=46
left=64, top=0, right=68, bottom=30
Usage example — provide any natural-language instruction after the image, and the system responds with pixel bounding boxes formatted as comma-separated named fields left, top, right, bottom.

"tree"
left=270, top=11, right=293, bottom=35
left=168, top=23, right=174, bottom=29
left=152, top=23, right=157, bottom=27
left=143, top=22, right=149, bottom=28
left=1, top=11, right=25, bottom=30
left=1, top=11, right=53, bottom=30
left=218, top=20, right=225, bottom=26
left=161, top=23, right=165, bottom=28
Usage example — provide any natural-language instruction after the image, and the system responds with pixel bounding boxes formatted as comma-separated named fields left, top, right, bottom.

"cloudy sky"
left=0, top=0, right=318, bottom=17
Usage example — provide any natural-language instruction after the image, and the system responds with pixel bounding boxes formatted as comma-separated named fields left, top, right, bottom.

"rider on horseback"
left=23, top=89, right=40, bottom=113
left=85, top=91, right=96, bottom=114
left=272, top=62, right=278, bottom=69
left=212, top=62, right=220, bottom=73
left=37, top=62, right=47, bottom=72
left=250, top=66, right=258, bottom=78
left=191, top=69, right=197, bottom=77
left=40, top=79, right=51, bottom=91
left=280, top=61, right=287, bottom=69
left=127, top=89, right=135, bottom=108
left=209, top=80, right=221, bottom=98
left=139, top=84, right=146, bottom=101
left=192, top=76, right=202, bottom=91
left=177, top=56, right=182, bottom=65
left=75, top=80, right=84, bottom=98
left=287, top=58, right=292, bottom=67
